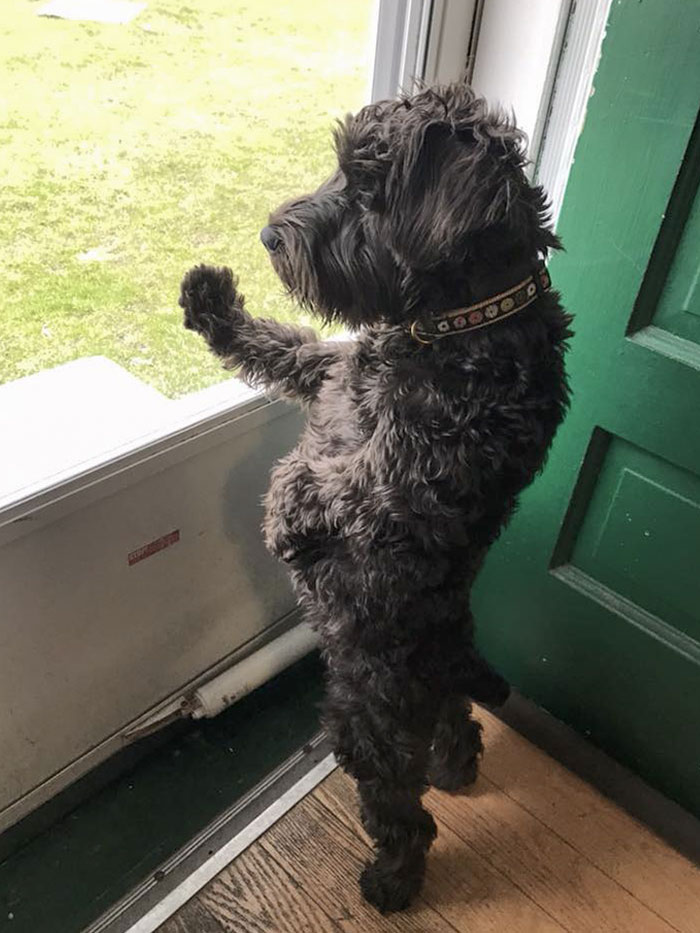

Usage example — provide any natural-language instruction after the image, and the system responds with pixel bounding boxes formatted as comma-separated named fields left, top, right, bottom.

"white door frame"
left=535, top=0, right=613, bottom=223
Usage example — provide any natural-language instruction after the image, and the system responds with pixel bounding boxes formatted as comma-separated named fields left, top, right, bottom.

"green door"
left=474, top=0, right=700, bottom=817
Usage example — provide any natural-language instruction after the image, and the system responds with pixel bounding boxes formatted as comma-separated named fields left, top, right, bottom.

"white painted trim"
left=372, top=0, right=484, bottom=100
left=536, top=0, right=613, bottom=224
left=125, top=754, right=337, bottom=933
left=470, top=0, right=571, bottom=168
left=370, top=0, right=433, bottom=100
left=528, top=1, right=572, bottom=164
left=397, top=0, right=431, bottom=94
left=370, top=0, right=407, bottom=100
left=414, top=0, right=434, bottom=87
left=423, top=0, right=479, bottom=86
left=466, top=0, right=612, bottom=224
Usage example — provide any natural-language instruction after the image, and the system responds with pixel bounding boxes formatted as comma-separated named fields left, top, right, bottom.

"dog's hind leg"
left=323, top=660, right=438, bottom=914
left=428, top=695, right=483, bottom=792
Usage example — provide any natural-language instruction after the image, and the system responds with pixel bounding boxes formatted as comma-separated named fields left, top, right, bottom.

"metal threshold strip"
left=87, top=733, right=336, bottom=933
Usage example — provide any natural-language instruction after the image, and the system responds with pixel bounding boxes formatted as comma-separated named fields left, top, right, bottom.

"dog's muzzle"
left=260, top=225, right=281, bottom=252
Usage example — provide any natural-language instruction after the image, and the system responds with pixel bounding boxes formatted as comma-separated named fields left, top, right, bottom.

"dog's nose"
left=260, top=226, right=281, bottom=252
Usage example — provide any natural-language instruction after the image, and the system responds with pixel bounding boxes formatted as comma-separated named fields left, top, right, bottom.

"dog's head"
left=262, top=84, right=559, bottom=328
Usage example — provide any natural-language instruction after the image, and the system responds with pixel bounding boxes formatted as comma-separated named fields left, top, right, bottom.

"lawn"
left=0, top=1, right=372, bottom=397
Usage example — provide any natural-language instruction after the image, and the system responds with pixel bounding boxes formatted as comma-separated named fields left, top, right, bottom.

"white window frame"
left=370, top=0, right=479, bottom=100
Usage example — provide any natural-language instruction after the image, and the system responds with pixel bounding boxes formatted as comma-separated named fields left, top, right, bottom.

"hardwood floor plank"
left=424, top=773, right=677, bottom=933
left=476, top=708, right=700, bottom=933
left=158, top=897, right=226, bottom=933
left=259, top=792, right=459, bottom=932
left=197, top=840, right=342, bottom=933
left=316, top=769, right=567, bottom=933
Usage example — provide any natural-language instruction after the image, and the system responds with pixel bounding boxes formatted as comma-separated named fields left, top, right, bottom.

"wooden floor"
left=160, top=709, right=700, bottom=933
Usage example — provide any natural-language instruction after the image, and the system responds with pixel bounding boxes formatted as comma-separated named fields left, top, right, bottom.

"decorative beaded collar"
left=409, top=263, right=552, bottom=344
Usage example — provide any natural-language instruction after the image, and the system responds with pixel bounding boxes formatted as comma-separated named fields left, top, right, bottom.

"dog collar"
left=409, top=263, right=552, bottom=345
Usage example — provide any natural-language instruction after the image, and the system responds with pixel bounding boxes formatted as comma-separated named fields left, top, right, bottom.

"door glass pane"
left=0, top=1, right=374, bottom=398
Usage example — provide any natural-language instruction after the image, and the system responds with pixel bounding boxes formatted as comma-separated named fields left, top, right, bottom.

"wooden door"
left=474, top=0, right=700, bottom=816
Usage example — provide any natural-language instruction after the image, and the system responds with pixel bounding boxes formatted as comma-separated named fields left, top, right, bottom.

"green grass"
left=0, top=1, right=372, bottom=397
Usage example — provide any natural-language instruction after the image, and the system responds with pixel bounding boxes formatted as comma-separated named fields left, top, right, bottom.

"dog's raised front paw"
left=179, top=264, right=244, bottom=347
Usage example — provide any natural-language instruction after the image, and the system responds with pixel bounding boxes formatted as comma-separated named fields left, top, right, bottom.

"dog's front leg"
left=179, top=264, right=344, bottom=403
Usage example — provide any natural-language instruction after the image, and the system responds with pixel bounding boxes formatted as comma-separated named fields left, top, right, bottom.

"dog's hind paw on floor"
left=428, top=752, right=480, bottom=794
left=360, top=857, right=425, bottom=914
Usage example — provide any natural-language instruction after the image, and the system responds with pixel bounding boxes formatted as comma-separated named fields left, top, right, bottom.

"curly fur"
left=180, top=83, right=571, bottom=914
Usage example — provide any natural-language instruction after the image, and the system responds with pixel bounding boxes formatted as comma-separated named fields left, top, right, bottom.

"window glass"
left=0, top=1, right=373, bottom=397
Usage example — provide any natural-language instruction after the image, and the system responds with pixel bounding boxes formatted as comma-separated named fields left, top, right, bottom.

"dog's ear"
left=385, top=99, right=559, bottom=268
left=334, top=112, right=392, bottom=210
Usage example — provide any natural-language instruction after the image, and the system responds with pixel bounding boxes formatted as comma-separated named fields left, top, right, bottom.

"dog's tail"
left=456, top=648, right=511, bottom=709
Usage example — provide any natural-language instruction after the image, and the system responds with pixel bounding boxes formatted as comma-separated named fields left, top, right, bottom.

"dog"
left=179, top=83, right=571, bottom=913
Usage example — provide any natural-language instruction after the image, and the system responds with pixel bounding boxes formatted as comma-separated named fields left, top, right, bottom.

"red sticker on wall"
left=128, top=529, right=180, bottom=566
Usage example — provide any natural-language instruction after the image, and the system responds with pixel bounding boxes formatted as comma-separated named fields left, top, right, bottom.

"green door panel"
left=572, top=436, right=700, bottom=643
left=644, top=132, right=700, bottom=346
left=473, top=0, right=700, bottom=816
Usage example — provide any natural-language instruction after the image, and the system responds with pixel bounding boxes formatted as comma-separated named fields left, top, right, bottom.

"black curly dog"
left=180, top=84, right=571, bottom=913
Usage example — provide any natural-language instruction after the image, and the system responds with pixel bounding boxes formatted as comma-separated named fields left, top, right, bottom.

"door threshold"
left=89, top=734, right=336, bottom=933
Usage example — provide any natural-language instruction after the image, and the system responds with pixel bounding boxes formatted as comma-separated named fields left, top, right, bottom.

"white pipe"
left=190, top=622, right=319, bottom=719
